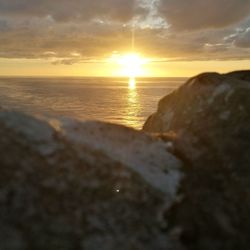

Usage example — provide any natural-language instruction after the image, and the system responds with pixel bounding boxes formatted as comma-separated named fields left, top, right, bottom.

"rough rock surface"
left=144, top=71, right=250, bottom=250
left=0, top=111, right=183, bottom=250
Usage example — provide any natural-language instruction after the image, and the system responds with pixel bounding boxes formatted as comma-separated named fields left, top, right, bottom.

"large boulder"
left=0, top=111, right=183, bottom=250
left=143, top=71, right=250, bottom=250
left=144, top=70, right=250, bottom=169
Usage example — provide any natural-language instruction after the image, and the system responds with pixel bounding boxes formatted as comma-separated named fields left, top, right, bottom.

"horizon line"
left=0, top=75, right=188, bottom=79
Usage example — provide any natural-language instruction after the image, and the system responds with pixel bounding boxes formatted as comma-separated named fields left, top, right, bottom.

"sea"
left=0, top=77, right=186, bottom=130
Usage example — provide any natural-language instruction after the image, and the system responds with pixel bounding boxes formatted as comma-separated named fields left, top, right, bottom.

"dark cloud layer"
left=158, top=0, right=250, bottom=30
left=0, top=0, right=249, bottom=62
left=0, top=19, right=8, bottom=32
left=0, top=0, right=144, bottom=22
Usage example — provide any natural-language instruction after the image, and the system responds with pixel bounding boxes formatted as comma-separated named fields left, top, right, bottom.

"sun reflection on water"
left=129, top=77, right=136, bottom=89
left=123, top=77, right=142, bottom=129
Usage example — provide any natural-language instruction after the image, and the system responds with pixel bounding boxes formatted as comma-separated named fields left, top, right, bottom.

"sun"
left=117, top=53, right=147, bottom=78
left=107, top=52, right=149, bottom=87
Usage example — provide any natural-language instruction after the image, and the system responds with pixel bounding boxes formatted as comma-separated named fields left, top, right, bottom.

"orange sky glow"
left=0, top=57, right=249, bottom=77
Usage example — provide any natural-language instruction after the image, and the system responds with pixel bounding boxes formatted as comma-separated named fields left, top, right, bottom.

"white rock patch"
left=58, top=119, right=183, bottom=201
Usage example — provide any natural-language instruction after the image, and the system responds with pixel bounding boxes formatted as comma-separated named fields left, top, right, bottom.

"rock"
left=143, top=71, right=250, bottom=250
left=0, top=110, right=183, bottom=250
left=143, top=70, right=250, bottom=169
left=59, top=119, right=182, bottom=199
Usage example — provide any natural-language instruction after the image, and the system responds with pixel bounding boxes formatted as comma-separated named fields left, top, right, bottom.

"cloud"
left=223, top=25, right=250, bottom=48
left=0, top=0, right=249, bottom=62
left=158, top=0, right=250, bottom=30
left=0, top=0, right=146, bottom=22
left=0, top=19, right=250, bottom=62
left=234, top=28, right=250, bottom=48
left=0, top=19, right=8, bottom=32
left=52, top=58, right=81, bottom=65
left=0, top=19, right=135, bottom=59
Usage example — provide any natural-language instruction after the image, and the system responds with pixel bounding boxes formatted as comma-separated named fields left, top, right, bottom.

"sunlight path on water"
left=123, top=78, right=141, bottom=128
left=129, top=77, right=136, bottom=90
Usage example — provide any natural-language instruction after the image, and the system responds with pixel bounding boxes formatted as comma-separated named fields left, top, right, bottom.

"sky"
left=0, top=0, right=250, bottom=77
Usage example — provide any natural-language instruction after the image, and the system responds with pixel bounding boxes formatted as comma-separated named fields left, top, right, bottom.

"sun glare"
left=118, top=53, right=146, bottom=78
left=109, top=53, right=147, bottom=78
left=108, top=52, right=149, bottom=88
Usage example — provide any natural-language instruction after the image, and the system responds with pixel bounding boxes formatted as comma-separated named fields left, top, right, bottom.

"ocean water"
left=0, top=77, right=186, bottom=129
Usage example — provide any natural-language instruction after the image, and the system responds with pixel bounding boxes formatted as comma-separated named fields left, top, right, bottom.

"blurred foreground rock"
left=0, top=111, right=183, bottom=250
left=144, top=71, right=250, bottom=250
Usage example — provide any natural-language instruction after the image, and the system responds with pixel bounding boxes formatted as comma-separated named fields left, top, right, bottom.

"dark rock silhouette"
left=144, top=70, right=250, bottom=250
